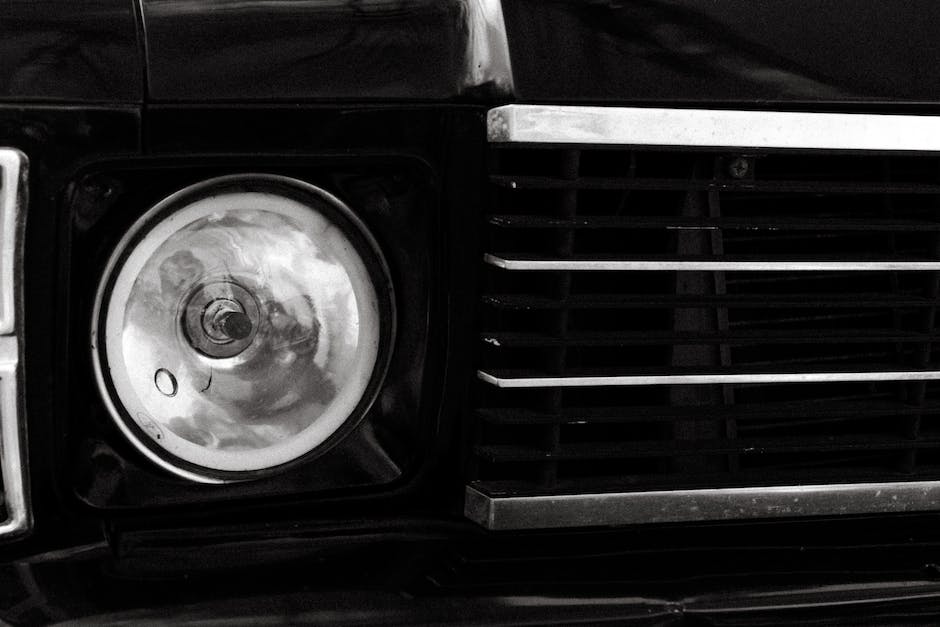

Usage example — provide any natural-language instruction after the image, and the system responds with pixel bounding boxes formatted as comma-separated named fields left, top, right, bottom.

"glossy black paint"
left=141, top=0, right=511, bottom=103
left=0, top=1, right=142, bottom=103
left=503, top=0, right=940, bottom=105
left=7, top=514, right=940, bottom=624
left=10, top=0, right=940, bottom=623
left=10, top=0, right=940, bottom=107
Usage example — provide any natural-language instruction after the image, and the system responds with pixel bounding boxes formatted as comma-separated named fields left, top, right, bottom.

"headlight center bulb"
left=183, top=280, right=261, bottom=359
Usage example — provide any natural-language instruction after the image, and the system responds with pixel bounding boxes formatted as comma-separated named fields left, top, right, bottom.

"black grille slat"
left=477, top=436, right=940, bottom=463
left=490, top=174, right=940, bottom=195
left=474, top=147, right=940, bottom=495
left=483, top=329, right=937, bottom=347
left=479, top=399, right=940, bottom=425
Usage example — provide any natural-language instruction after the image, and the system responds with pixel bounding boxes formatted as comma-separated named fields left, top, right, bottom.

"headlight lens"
left=92, top=175, right=393, bottom=483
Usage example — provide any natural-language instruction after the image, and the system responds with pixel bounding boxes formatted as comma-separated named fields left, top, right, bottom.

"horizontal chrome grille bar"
left=485, top=254, right=940, bottom=272
left=479, top=370, right=940, bottom=388
left=466, top=481, right=940, bottom=530
left=488, top=105, right=940, bottom=151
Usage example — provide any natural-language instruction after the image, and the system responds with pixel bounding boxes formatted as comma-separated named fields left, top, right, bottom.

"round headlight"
left=91, top=175, right=394, bottom=483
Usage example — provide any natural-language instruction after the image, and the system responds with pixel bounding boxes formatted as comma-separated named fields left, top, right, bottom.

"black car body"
left=5, top=1, right=940, bottom=624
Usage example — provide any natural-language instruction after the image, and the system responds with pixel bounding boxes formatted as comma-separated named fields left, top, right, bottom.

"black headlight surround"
left=91, top=173, right=398, bottom=484
left=65, top=155, right=437, bottom=510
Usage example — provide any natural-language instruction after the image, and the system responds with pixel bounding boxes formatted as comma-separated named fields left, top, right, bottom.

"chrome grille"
left=467, top=106, right=940, bottom=530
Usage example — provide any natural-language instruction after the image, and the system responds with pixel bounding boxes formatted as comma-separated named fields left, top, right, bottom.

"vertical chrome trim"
left=0, top=350, right=26, bottom=538
left=487, top=105, right=940, bottom=150
left=0, top=148, right=28, bottom=540
left=0, top=150, right=25, bottom=335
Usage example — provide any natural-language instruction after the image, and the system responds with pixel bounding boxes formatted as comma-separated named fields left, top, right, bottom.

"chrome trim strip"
left=466, top=481, right=940, bottom=530
left=479, top=370, right=940, bottom=388
left=487, top=105, right=940, bottom=150
left=0, top=150, right=25, bottom=335
left=485, top=254, right=940, bottom=272
left=0, top=348, right=26, bottom=538
left=0, top=148, right=28, bottom=540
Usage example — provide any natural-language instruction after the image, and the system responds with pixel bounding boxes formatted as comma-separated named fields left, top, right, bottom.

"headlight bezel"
left=90, top=173, right=397, bottom=484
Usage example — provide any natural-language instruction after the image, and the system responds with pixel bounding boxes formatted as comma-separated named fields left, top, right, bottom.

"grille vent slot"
left=472, top=138, right=940, bottom=510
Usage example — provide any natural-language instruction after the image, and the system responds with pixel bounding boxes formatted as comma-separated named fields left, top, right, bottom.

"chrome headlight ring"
left=91, top=174, right=395, bottom=484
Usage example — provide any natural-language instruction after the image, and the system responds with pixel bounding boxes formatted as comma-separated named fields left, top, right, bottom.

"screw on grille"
left=727, top=157, right=752, bottom=179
